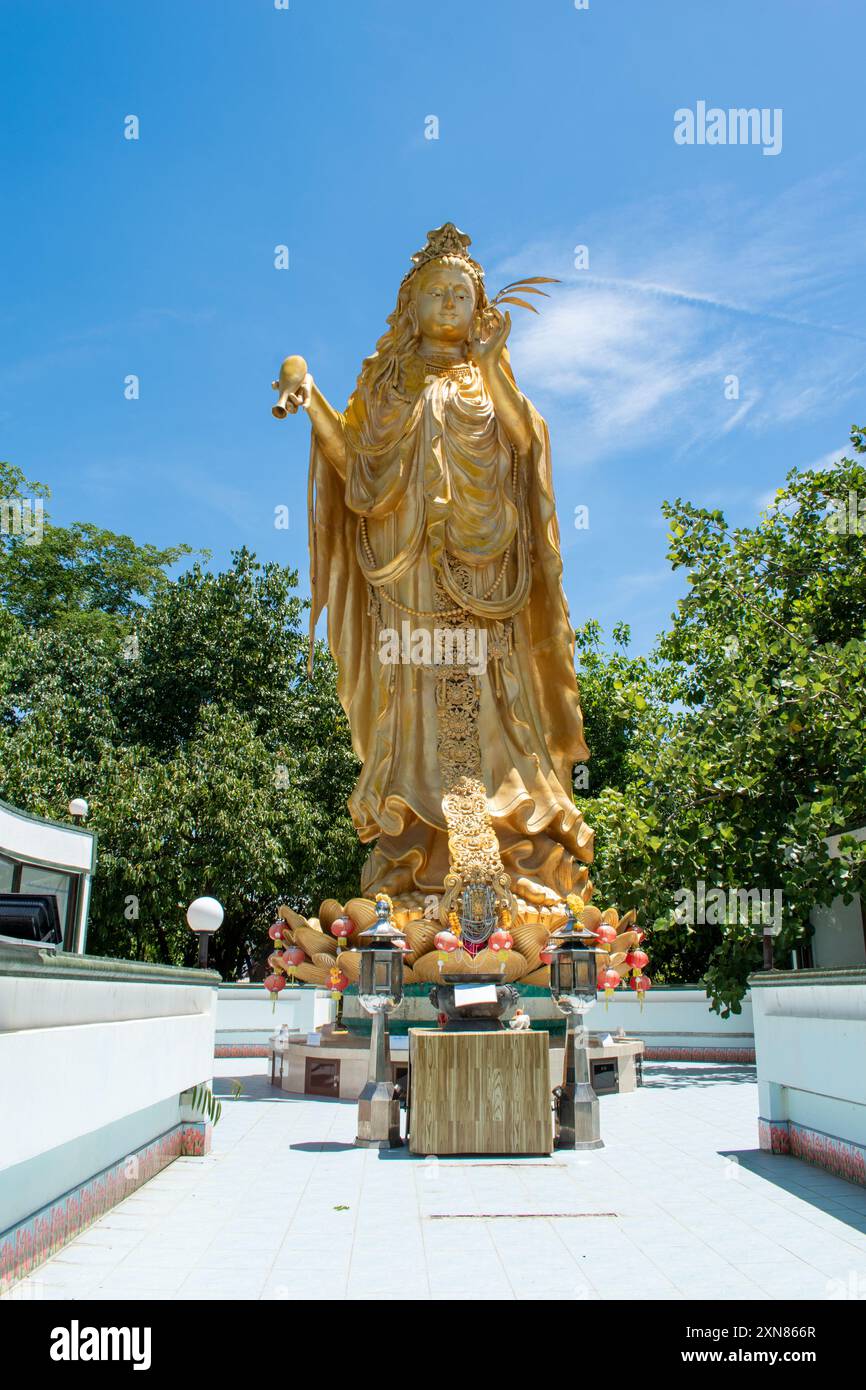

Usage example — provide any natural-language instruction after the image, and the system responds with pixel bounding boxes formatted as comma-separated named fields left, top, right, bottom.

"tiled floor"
left=7, top=1061, right=866, bottom=1301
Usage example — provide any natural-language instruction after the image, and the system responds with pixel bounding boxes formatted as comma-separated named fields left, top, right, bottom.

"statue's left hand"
left=469, top=309, right=511, bottom=368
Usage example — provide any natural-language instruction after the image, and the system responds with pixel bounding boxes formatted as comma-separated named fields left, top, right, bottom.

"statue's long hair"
left=355, top=255, right=490, bottom=400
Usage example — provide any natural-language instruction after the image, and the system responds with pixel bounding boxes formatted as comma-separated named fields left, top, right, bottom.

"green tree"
left=574, top=619, right=658, bottom=797
left=0, top=469, right=365, bottom=976
left=582, top=426, right=866, bottom=1012
left=0, top=461, right=195, bottom=641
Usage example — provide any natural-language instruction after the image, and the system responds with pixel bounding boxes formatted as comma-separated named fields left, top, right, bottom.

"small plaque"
left=454, top=983, right=498, bottom=1008
left=306, top=1032, right=322, bottom=1046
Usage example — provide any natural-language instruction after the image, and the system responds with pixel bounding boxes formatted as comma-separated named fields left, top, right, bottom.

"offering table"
left=408, top=1028, right=552, bottom=1155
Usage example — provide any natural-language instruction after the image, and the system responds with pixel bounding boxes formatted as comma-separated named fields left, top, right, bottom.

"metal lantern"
left=358, top=900, right=406, bottom=1010
left=549, top=920, right=598, bottom=1010
left=355, top=898, right=406, bottom=1149
left=547, top=910, right=604, bottom=1152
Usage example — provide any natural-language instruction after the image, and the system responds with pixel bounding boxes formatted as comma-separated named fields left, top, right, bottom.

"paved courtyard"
left=8, top=1061, right=866, bottom=1301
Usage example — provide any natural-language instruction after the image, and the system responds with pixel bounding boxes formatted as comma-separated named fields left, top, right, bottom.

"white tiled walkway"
left=8, top=1062, right=866, bottom=1301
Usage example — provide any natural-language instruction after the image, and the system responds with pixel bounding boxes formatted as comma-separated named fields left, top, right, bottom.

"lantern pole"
left=355, top=897, right=406, bottom=1150
left=548, top=910, right=604, bottom=1151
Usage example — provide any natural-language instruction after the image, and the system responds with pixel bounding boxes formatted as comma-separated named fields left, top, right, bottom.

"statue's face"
left=412, top=262, right=476, bottom=344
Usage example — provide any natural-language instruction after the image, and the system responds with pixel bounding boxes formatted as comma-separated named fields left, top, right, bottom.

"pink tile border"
left=759, top=1117, right=866, bottom=1186
left=0, top=1121, right=211, bottom=1294
left=215, top=1044, right=270, bottom=1057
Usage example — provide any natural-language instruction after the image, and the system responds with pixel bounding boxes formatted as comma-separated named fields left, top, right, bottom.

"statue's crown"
left=402, top=223, right=486, bottom=291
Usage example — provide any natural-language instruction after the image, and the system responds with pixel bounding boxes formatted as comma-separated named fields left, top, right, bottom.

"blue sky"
left=1, top=0, right=864, bottom=653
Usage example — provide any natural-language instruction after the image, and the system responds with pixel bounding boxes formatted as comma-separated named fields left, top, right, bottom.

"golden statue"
left=274, top=224, right=593, bottom=914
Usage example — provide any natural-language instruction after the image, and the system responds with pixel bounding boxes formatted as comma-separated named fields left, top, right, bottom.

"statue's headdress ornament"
left=401, top=223, right=561, bottom=318
left=401, top=222, right=486, bottom=293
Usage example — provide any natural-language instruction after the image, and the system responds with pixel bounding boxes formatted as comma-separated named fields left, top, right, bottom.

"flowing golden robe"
left=309, top=356, right=593, bottom=899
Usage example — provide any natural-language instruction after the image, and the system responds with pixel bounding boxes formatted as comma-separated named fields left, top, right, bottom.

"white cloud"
left=495, top=172, right=866, bottom=468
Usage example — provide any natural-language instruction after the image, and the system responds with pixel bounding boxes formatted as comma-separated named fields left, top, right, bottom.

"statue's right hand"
left=271, top=355, right=311, bottom=419
left=284, top=372, right=313, bottom=414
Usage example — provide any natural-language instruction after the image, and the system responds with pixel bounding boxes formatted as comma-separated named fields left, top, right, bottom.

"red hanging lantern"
left=630, top=973, right=652, bottom=1010
left=264, top=971, right=287, bottom=1013
left=595, top=923, right=618, bottom=946
left=330, top=915, right=353, bottom=943
left=280, top=945, right=304, bottom=986
left=625, top=948, right=649, bottom=973
left=489, top=928, right=513, bottom=953
left=599, top=966, right=621, bottom=1005
left=268, top=922, right=284, bottom=943
left=328, top=967, right=349, bottom=994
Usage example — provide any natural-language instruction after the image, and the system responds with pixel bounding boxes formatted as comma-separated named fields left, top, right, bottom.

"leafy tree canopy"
left=579, top=426, right=866, bottom=1013
left=0, top=461, right=195, bottom=640
left=0, top=466, right=364, bottom=977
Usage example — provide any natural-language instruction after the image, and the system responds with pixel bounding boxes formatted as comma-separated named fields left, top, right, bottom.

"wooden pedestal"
left=408, top=1029, right=552, bottom=1155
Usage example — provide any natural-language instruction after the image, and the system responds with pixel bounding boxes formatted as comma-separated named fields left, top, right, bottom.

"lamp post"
left=68, top=797, right=88, bottom=826
left=355, top=897, right=406, bottom=1150
left=186, top=896, right=224, bottom=968
left=547, top=910, right=603, bottom=1151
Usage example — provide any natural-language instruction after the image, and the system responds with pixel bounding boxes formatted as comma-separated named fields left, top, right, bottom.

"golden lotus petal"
left=307, top=917, right=323, bottom=932
left=521, top=965, right=551, bottom=987
left=345, top=898, right=377, bottom=934
left=501, top=951, right=529, bottom=982
left=582, top=880, right=595, bottom=903
left=510, top=924, right=547, bottom=964
left=618, top=909, right=636, bottom=930
left=411, top=951, right=450, bottom=982
left=581, top=906, right=603, bottom=931
left=601, top=907, right=620, bottom=929
left=336, top=950, right=362, bottom=982
left=295, top=961, right=332, bottom=986
left=471, top=948, right=527, bottom=982
left=509, top=939, right=543, bottom=974
left=278, top=904, right=308, bottom=932
left=514, top=920, right=550, bottom=947
left=439, top=949, right=474, bottom=976
left=401, top=965, right=418, bottom=985
left=610, top=951, right=628, bottom=968
left=313, top=951, right=340, bottom=969
left=613, top=930, right=640, bottom=954
left=294, top=926, right=337, bottom=959
left=403, top=920, right=438, bottom=962
left=318, top=899, right=344, bottom=930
